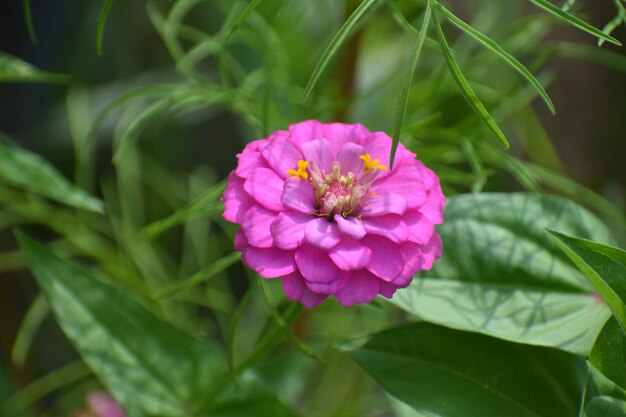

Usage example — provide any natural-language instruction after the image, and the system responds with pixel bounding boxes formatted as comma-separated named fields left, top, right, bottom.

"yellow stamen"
left=287, top=159, right=309, bottom=180
left=359, top=153, right=387, bottom=171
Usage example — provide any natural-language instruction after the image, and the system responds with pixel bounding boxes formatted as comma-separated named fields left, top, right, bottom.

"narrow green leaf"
left=16, top=231, right=226, bottom=416
left=435, top=1, right=555, bottom=114
left=528, top=0, right=621, bottom=46
left=348, top=323, right=583, bottom=417
left=11, top=295, right=48, bottom=368
left=22, top=0, right=36, bottom=44
left=390, top=193, right=614, bottom=355
left=390, top=1, right=431, bottom=169
left=0, top=139, right=104, bottom=213
left=155, top=252, right=241, bottom=299
left=224, top=0, right=264, bottom=43
left=432, top=8, right=509, bottom=149
left=96, top=0, right=115, bottom=55
left=0, top=52, right=69, bottom=84
left=301, top=0, right=381, bottom=103
left=138, top=180, right=225, bottom=240
left=548, top=230, right=626, bottom=332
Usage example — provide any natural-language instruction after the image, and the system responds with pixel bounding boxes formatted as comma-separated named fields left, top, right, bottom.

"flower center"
left=287, top=154, right=387, bottom=217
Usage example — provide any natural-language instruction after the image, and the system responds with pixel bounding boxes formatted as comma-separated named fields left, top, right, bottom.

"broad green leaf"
left=0, top=139, right=104, bottom=213
left=16, top=231, right=226, bottom=417
left=583, top=318, right=626, bottom=416
left=348, top=323, right=584, bottom=417
left=390, top=193, right=614, bottom=355
left=432, top=9, right=509, bottom=149
left=204, top=398, right=298, bottom=417
left=435, top=1, right=555, bottom=114
left=96, top=0, right=115, bottom=55
left=528, top=0, right=621, bottom=46
left=390, top=1, right=431, bottom=169
left=0, top=52, right=69, bottom=83
left=301, top=0, right=382, bottom=103
left=548, top=231, right=626, bottom=332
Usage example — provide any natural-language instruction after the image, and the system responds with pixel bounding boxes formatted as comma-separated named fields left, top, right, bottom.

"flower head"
left=222, top=120, right=445, bottom=307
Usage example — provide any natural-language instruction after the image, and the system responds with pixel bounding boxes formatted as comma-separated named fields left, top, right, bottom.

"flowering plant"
left=1, top=1, right=625, bottom=417
left=223, top=121, right=445, bottom=306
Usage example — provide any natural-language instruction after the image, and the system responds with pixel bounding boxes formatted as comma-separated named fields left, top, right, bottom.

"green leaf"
left=22, top=0, right=36, bottom=44
left=348, top=322, right=584, bottom=417
left=96, top=0, right=115, bottom=55
left=582, top=318, right=626, bottom=416
left=301, top=0, right=382, bottom=103
left=224, top=0, right=265, bottom=43
left=11, top=294, right=48, bottom=368
left=0, top=139, right=104, bottom=213
left=432, top=8, right=509, bottom=149
left=435, top=1, right=555, bottom=114
left=390, top=1, right=431, bottom=169
left=16, top=231, right=226, bottom=416
left=528, top=0, right=621, bottom=46
left=389, top=193, right=614, bottom=355
left=548, top=231, right=626, bottom=333
left=0, top=52, right=69, bottom=84
left=204, top=398, right=298, bottom=417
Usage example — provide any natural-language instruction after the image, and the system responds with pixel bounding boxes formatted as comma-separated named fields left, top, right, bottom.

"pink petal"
left=242, top=205, right=276, bottom=248
left=261, top=132, right=304, bottom=179
left=322, top=123, right=369, bottom=150
left=235, top=139, right=268, bottom=179
left=244, top=167, right=285, bottom=212
left=334, top=215, right=366, bottom=240
left=304, top=218, right=341, bottom=249
left=378, top=281, right=399, bottom=298
left=222, top=174, right=254, bottom=224
left=328, top=239, right=372, bottom=270
left=421, top=232, right=443, bottom=270
left=358, top=193, right=408, bottom=216
left=295, top=245, right=349, bottom=293
left=270, top=211, right=311, bottom=249
left=282, top=271, right=327, bottom=308
left=336, top=142, right=366, bottom=177
left=397, top=241, right=424, bottom=284
left=281, top=177, right=317, bottom=213
left=362, top=214, right=408, bottom=243
left=300, top=138, right=334, bottom=173
left=334, top=270, right=381, bottom=307
left=370, top=163, right=427, bottom=209
left=87, top=392, right=127, bottom=417
left=363, top=235, right=403, bottom=281
left=419, top=183, right=446, bottom=225
left=241, top=246, right=296, bottom=278
left=234, top=230, right=247, bottom=252
left=404, top=210, right=435, bottom=245
left=288, top=120, right=324, bottom=145
left=362, top=132, right=415, bottom=169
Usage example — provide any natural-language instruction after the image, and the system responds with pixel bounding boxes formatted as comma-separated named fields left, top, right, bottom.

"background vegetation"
left=1, top=1, right=625, bottom=416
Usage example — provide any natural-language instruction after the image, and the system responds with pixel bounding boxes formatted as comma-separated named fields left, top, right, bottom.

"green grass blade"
left=22, top=0, right=36, bottom=44
left=224, top=0, right=264, bottom=43
left=0, top=52, right=69, bottom=84
left=154, top=252, right=241, bottom=300
left=390, top=1, right=431, bottom=169
left=432, top=7, right=509, bottom=149
left=96, top=0, right=115, bottom=55
left=435, top=1, right=555, bottom=115
left=301, top=0, right=381, bottom=103
left=11, top=295, right=48, bottom=369
left=528, top=0, right=621, bottom=46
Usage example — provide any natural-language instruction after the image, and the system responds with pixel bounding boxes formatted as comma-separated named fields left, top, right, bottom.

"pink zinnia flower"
left=222, top=120, right=445, bottom=307
left=74, top=391, right=127, bottom=417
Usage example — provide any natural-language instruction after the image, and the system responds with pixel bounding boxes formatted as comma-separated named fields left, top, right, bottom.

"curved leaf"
left=16, top=231, right=226, bottom=416
left=348, top=323, right=584, bottom=417
left=390, top=193, right=614, bottom=354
